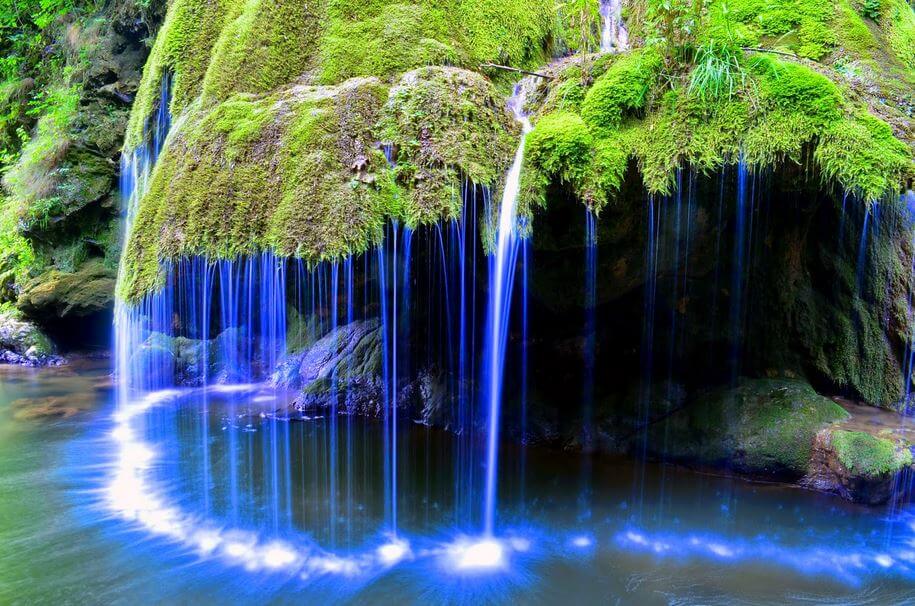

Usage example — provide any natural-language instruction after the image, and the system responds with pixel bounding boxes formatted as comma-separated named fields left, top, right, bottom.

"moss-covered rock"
left=653, top=378, right=850, bottom=477
left=0, top=0, right=162, bottom=326
left=121, top=66, right=519, bottom=300
left=125, top=0, right=556, bottom=147
left=522, top=49, right=913, bottom=208
left=17, top=259, right=116, bottom=319
left=0, top=311, right=57, bottom=364
left=376, top=67, right=519, bottom=223
left=804, top=428, right=913, bottom=504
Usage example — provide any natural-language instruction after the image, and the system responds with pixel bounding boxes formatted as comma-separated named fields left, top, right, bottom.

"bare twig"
left=480, top=63, right=554, bottom=79
left=740, top=46, right=797, bottom=58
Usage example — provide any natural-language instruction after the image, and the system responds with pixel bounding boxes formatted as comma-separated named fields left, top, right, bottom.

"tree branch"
left=479, top=63, right=554, bottom=80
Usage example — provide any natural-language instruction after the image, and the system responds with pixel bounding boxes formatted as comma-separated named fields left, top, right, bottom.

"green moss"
left=318, top=0, right=553, bottom=84
left=121, top=66, right=519, bottom=300
left=704, top=0, right=837, bottom=60
left=126, top=0, right=556, bottom=148
left=375, top=67, right=518, bottom=223
left=659, top=379, right=850, bottom=477
left=200, top=0, right=323, bottom=101
left=537, top=68, right=588, bottom=115
left=125, top=0, right=238, bottom=148
left=816, top=112, right=913, bottom=201
left=885, top=0, right=915, bottom=71
left=522, top=111, right=593, bottom=208
left=0, top=195, right=37, bottom=298
left=580, top=48, right=663, bottom=132
left=520, top=39, right=911, bottom=206
left=120, top=0, right=914, bottom=303
left=2, top=85, right=79, bottom=212
left=837, top=5, right=879, bottom=54
left=17, top=258, right=115, bottom=317
left=318, top=2, right=455, bottom=84
left=831, top=429, right=912, bottom=477
left=268, top=78, right=391, bottom=258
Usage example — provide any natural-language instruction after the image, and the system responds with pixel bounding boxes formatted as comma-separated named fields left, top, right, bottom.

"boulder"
left=277, top=319, right=388, bottom=416
left=804, top=429, right=914, bottom=505
left=17, top=259, right=116, bottom=320
left=651, top=378, right=850, bottom=478
left=0, top=312, right=61, bottom=365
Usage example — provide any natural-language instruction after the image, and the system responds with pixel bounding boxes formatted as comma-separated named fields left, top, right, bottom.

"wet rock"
left=803, top=429, right=914, bottom=505
left=0, top=312, right=62, bottom=366
left=650, top=378, right=850, bottom=478
left=275, top=319, right=382, bottom=390
left=17, top=259, right=116, bottom=320
left=129, top=328, right=255, bottom=387
left=277, top=319, right=389, bottom=416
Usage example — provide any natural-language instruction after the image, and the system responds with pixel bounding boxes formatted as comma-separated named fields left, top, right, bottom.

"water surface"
left=2, top=363, right=915, bottom=604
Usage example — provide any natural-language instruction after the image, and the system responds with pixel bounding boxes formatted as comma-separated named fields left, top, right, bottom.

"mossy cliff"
left=520, top=0, right=915, bottom=213
left=122, top=0, right=915, bottom=302
left=0, top=0, right=165, bottom=333
left=120, top=66, right=519, bottom=300
left=122, top=0, right=556, bottom=148
left=117, top=0, right=562, bottom=301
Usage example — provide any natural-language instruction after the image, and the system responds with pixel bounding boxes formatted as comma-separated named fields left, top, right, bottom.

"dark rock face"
left=277, top=319, right=386, bottom=416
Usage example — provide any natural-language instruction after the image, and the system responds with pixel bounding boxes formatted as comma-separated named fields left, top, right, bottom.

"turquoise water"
left=2, top=361, right=915, bottom=605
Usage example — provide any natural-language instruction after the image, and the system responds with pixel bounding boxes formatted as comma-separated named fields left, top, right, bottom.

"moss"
left=122, top=64, right=525, bottom=300
left=0, top=311, right=55, bottom=357
left=580, top=48, right=663, bottom=132
left=318, top=1, right=456, bottom=85
left=884, top=0, right=915, bottom=71
left=126, top=0, right=556, bottom=147
left=703, top=0, right=837, bottom=60
left=125, top=0, right=237, bottom=148
left=200, top=0, right=323, bottom=102
left=659, top=378, right=850, bottom=477
left=831, top=429, right=912, bottom=478
left=522, top=111, right=593, bottom=208
left=119, top=0, right=914, bottom=304
left=17, top=258, right=116, bottom=317
left=375, top=67, right=518, bottom=223
left=741, top=58, right=845, bottom=167
left=2, top=86, right=79, bottom=213
left=268, top=78, right=391, bottom=258
left=317, top=0, right=554, bottom=84
left=524, top=46, right=911, bottom=202
left=816, top=112, right=913, bottom=202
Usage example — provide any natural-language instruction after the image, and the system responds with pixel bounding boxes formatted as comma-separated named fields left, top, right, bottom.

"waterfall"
left=115, top=73, right=172, bottom=406
left=600, top=0, right=629, bottom=53
left=481, top=80, right=532, bottom=537
left=111, top=66, right=539, bottom=572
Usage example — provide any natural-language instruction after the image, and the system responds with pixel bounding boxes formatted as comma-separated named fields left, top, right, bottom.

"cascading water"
left=112, top=68, right=528, bottom=570
left=101, top=54, right=915, bottom=596
left=600, top=0, right=629, bottom=52
left=481, top=79, right=533, bottom=539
